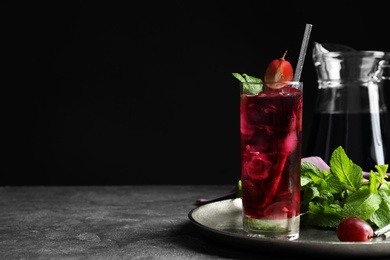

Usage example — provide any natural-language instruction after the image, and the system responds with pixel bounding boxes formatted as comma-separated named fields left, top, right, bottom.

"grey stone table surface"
left=0, top=185, right=320, bottom=260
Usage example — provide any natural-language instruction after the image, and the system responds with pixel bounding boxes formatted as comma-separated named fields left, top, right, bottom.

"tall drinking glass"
left=239, top=81, right=303, bottom=240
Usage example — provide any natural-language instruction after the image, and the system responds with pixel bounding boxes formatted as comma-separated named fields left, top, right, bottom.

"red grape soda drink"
left=240, top=81, right=303, bottom=240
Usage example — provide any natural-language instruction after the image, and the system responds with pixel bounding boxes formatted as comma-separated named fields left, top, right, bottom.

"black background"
left=3, top=1, right=390, bottom=185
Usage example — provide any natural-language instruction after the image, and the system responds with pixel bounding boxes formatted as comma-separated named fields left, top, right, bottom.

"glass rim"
left=239, top=81, right=303, bottom=85
left=313, top=51, right=387, bottom=59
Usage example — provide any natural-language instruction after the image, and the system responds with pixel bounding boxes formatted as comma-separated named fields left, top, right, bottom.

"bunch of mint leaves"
left=300, top=146, right=390, bottom=229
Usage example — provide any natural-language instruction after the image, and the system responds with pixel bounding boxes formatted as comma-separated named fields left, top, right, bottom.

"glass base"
left=243, top=215, right=300, bottom=240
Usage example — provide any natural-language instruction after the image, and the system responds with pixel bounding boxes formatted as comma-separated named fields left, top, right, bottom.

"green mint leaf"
left=301, top=161, right=325, bottom=182
left=301, top=186, right=320, bottom=208
left=232, top=72, right=246, bottom=83
left=242, top=73, right=262, bottom=83
left=300, top=162, right=333, bottom=190
left=376, top=164, right=389, bottom=180
left=369, top=171, right=378, bottom=194
left=329, top=146, right=363, bottom=191
left=342, top=188, right=382, bottom=220
left=370, top=188, right=390, bottom=228
left=374, top=164, right=389, bottom=189
left=232, top=72, right=263, bottom=95
left=300, top=175, right=312, bottom=187
left=325, top=173, right=345, bottom=194
left=244, top=217, right=290, bottom=232
left=301, top=202, right=343, bottom=228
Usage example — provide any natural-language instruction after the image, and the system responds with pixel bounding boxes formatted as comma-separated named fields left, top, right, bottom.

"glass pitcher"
left=307, top=42, right=390, bottom=171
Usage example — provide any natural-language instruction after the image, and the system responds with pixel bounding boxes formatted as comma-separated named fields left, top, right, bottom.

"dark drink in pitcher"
left=308, top=112, right=390, bottom=171
left=240, top=82, right=303, bottom=239
left=307, top=81, right=390, bottom=172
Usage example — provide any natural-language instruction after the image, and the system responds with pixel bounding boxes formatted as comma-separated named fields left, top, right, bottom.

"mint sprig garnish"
left=232, top=72, right=263, bottom=95
left=300, top=146, right=390, bottom=229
